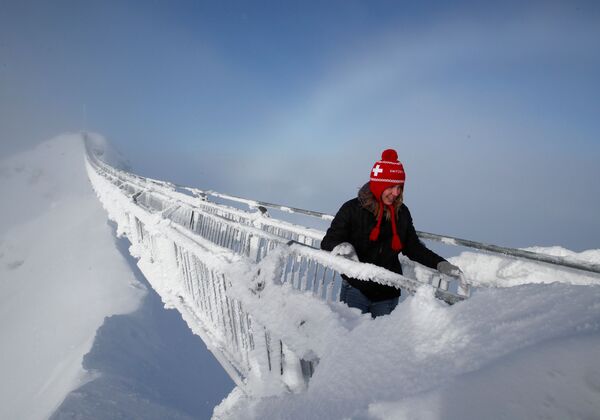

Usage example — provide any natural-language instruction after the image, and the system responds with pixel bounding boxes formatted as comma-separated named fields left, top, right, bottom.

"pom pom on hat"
left=381, top=149, right=398, bottom=162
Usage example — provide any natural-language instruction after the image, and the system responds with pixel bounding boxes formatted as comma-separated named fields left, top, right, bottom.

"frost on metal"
left=83, top=137, right=469, bottom=397
left=82, top=135, right=600, bottom=420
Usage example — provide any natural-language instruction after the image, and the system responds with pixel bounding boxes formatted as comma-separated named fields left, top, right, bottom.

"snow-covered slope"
left=0, top=133, right=234, bottom=420
left=0, top=134, right=144, bottom=419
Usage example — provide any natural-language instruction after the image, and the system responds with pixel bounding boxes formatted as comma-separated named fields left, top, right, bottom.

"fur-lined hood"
left=357, top=182, right=403, bottom=220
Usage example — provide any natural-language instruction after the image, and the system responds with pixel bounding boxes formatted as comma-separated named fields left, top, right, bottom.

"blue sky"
left=1, top=0, right=599, bottom=251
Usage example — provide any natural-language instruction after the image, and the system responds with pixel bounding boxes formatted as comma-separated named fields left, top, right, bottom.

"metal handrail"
left=192, top=192, right=600, bottom=276
left=87, top=141, right=468, bottom=298
left=131, top=172, right=600, bottom=276
left=416, top=232, right=600, bottom=275
left=86, top=154, right=315, bottom=393
left=83, top=135, right=599, bottom=277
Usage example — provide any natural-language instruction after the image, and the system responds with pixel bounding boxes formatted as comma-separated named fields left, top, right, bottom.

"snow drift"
left=216, top=252, right=600, bottom=419
left=0, top=133, right=144, bottom=419
left=0, top=133, right=233, bottom=420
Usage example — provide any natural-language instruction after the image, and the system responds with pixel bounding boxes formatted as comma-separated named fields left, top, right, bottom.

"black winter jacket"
left=321, top=185, right=445, bottom=301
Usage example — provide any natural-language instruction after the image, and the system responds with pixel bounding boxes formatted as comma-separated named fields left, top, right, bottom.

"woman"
left=321, top=149, right=460, bottom=317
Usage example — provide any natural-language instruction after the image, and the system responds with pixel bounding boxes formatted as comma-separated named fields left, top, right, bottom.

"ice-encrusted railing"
left=85, top=142, right=468, bottom=301
left=84, top=138, right=470, bottom=395
left=86, top=154, right=312, bottom=393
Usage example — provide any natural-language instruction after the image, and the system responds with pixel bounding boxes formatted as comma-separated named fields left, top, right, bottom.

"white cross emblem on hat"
left=372, top=164, right=383, bottom=177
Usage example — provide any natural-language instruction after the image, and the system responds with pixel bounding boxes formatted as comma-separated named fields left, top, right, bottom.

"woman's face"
left=381, top=184, right=404, bottom=206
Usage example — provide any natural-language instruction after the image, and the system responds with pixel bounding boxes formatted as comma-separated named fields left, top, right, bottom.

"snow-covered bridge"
left=83, top=134, right=600, bottom=418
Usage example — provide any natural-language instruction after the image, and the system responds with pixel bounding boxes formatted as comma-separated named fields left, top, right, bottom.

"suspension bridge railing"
left=87, top=153, right=316, bottom=395
left=86, top=136, right=600, bottom=278
left=84, top=137, right=469, bottom=396
left=85, top=140, right=467, bottom=301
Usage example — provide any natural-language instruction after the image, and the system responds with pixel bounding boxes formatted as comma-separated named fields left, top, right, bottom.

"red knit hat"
left=369, top=149, right=405, bottom=251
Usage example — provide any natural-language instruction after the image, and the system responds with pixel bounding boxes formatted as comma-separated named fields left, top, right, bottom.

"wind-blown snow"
left=217, top=258, right=600, bottom=419
left=208, top=251, right=600, bottom=419
left=0, top=134, right=145, bottom=419
left=456, top=246, right=600, bottom=288
left=0, top=133, right=234, bottom=420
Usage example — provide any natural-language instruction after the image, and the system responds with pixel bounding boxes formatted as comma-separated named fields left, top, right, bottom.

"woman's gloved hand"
left=437, top=260, right=462, bottom=277
left=331, top=242, right=359, bottom=262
